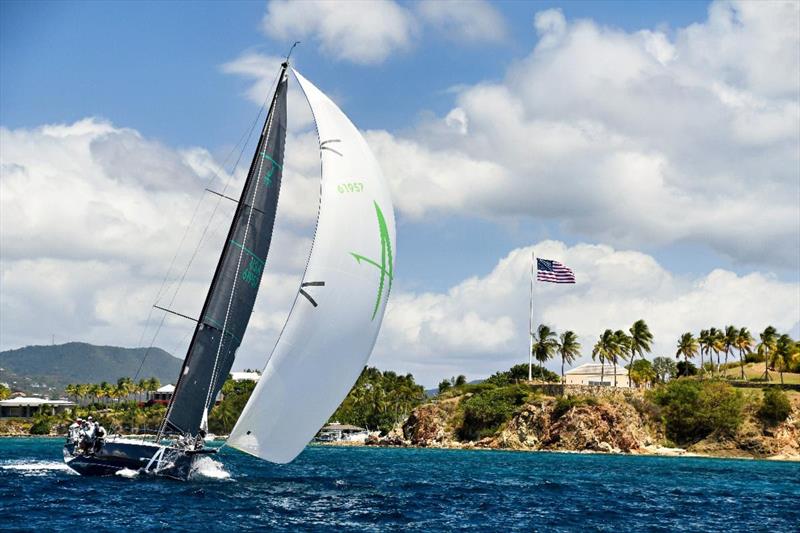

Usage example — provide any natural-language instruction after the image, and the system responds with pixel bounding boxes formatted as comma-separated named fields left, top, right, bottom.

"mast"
left=529, top=250, right=535, bottom=382
left=158, top=62, right=289, bottom=438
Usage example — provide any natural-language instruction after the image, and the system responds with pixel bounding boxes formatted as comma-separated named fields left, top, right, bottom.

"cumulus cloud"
left=361, top=0, right=800, bottom=269
left=373, top=240, right=800, bottom=385
left=0, top=119, right=319, bottom=367
left=259, top=0, right=508, bottom=65
left=262, top=0, right=415, bottom=65
left=417, top=0, right=508, bottom=43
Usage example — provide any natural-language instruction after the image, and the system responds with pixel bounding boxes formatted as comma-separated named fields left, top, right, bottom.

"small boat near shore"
left=63, top=51, right=396, bottom=480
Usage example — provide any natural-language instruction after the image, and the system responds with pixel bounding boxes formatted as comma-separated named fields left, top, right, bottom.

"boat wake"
left=188, top=457, right=231, bottom=481
left=1, top=460, right=75, bottom=476
left=115, top=468, right=140, bottom=479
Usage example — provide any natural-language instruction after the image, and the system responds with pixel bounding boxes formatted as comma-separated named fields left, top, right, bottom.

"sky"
left=1, top=0, right=798, bottom=387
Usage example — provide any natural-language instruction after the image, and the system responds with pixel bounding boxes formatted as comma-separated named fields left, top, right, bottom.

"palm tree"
left=592, top=330, right=616, bottom=386
left=735, top=327, right=754, bottom=380
left=757, top=326, right=778, bottom=381
left=557, top=331, right=581, bottom=387
left=612, top=330, right=630, bottom=388
left=88, top=383, right=101, bottom=405
left=137, top=378, right=149, bottom=402
left=531, top=324, right=559, bottom=381
left=675, top=332, right=699, bottom=372
left=65, top=384, right=77, bottom=403
left=722, top=325, right=738, bottom=378
left=77, top=384, right=90, bottom=405
left=698, top=329, right=710, bottom=377
left=708, top=327, right=724, bottom=375
left=628, top=319, right=653, bottom=386
left=774, top=334, right=794, bottom=385
left=146, top=377, right=161, bottom=401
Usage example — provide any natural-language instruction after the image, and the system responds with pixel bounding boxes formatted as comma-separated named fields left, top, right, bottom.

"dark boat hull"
left=63, top=439, right=214, bottom=480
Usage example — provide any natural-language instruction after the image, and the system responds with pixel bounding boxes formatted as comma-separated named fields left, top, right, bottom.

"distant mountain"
left=0, top=342, right=182, bottom=396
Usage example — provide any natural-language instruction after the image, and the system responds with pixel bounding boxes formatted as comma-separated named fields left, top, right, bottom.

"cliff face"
left=386, top=389, right=799, bottom=460
left=492, top=400, right=654, bottom=453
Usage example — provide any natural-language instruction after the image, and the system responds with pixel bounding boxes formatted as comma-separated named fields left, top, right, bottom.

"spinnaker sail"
left=227, top=68, right=396, bottom=463
left=162, top=65, right=289, bottom=436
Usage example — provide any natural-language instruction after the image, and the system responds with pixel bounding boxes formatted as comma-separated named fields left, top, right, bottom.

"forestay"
left=227, top=68, right=396, bottom=463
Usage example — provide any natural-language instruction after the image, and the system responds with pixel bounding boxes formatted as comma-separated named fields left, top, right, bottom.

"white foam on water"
left=115, top=468, right=140, bottom=478
left=1, top=460, right=76, bottom=476
left=189, top=456, right=231, bottom=480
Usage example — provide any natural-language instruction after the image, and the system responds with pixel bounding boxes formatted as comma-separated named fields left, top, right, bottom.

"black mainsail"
left=161, top=64, right=288, bottom=437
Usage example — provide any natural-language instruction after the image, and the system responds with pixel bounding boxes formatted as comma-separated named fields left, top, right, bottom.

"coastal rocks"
left=401, top=399, right=459, bottom=447
left=548, top=402, right=648, bottom=453
left=491, top=398, right=652, bottom=453
left=492, top=403, right=551, bottom=450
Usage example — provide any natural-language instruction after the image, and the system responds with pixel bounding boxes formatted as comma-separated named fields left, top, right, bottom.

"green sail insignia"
left=350, top=201, right=394, bottom=321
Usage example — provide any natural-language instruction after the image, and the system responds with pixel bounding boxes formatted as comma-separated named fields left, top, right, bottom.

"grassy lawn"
left=718, top=362, right=800, bottom=384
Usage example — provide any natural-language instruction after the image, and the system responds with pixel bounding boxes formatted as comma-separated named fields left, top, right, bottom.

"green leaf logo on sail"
left=350, top=201, right=393, bottom=321
left=259, top=150, right=282, bottom=187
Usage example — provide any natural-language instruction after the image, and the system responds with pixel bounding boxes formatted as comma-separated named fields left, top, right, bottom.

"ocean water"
left=1, top=438, right=798, bottom=532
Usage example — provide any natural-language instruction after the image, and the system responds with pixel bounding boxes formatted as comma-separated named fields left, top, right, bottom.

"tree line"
left=64, top=377, right=162, bottom=404
left=529, top=320, right=798, bottom=388
left=530, top=319, right=655, bottom=387
left=675, top=326, right=799, bottom=384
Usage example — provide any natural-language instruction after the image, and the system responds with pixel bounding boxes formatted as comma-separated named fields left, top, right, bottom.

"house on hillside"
left=315, top=423, right=369, bottom=443
left=149, top=384, right=176, bottom=403
left=230, top=371, right=260, bottom=382
left=148, top=384, right=222, bottom=405
left=0, top=397, right=76, bottom=418
left=564, top=363, right=629, bottom=388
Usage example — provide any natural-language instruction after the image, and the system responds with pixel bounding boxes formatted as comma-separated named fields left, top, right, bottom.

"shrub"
left=745, top=352, right=765, bottom=364
left=676, top=361, right=698, bottom=377
left=552, top=395, right=597, bottom=419
left=458, top=385, right=532, bottom=441
left=29, top=416, right=52, bottom=435
left=757, top=388, right=791, bottom=426
left=650, top=379, right=744, bottom=444
left=485, top=364, right=560, bottom=386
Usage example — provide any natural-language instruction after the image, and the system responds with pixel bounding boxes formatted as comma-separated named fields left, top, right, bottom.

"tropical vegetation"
left=649, top=379, right=745, bottom=444
left=329, top=367, right=427, bottom=434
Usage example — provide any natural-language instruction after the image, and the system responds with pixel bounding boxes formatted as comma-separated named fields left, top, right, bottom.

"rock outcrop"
left=490, top=399, right=653, bottom=453
left=362, top=388, right=799, bottom=461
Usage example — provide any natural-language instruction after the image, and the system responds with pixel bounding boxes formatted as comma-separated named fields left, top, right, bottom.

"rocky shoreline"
left=327, top=388, right=800, bottom=462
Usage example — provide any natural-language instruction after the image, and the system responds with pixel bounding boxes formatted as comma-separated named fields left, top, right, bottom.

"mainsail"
left=161, top=65, right=289, bottom=436
left=227, top=68, right=396, bottom=463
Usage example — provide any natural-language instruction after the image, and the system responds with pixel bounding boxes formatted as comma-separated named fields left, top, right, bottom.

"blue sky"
left=1, top=0, right=798, bottom=385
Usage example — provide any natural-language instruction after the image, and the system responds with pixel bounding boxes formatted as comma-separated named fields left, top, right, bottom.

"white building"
left=230, top=371, right=260, bottom=382
left=0, top=397, right=76, bottom=418
left=564, top=363, right=629, bottom=388
left=150, top=384, right=175, bottom=403
left=315, top=423, right=369, bottom=443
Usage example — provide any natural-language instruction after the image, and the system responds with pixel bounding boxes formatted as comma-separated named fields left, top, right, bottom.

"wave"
left=189, top=456, right=231, bottom=480
left=115, top=468, right=140, bottom=479
left=0, top=460, right=75, bottom=476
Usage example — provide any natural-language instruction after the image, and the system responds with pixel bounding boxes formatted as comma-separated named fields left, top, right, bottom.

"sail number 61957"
left=337, top=182, right=364, bottom=193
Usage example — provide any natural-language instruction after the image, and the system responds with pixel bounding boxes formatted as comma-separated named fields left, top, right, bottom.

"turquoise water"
left=1, top=438, right=798, bottom=531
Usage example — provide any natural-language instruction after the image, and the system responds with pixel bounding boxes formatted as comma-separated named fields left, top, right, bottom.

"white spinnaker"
left=227, top=69, right=396, bottom=463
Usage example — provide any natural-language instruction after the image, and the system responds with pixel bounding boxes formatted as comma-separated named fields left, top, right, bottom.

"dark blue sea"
left=1, top=438, right=798, bottom=532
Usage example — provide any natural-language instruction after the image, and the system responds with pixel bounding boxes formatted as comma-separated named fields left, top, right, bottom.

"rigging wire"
left=156, top=66, right=284, bottom=437
left=203, top=67, right=283, bottom=419
left=132, top=72, right=278, bottom=385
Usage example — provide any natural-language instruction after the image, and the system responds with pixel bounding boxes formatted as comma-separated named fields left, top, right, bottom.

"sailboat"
left=63, top=57, right=396, bottom=480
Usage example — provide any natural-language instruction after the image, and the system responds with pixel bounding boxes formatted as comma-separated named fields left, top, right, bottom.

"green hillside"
left=0, top=342, right=182, bottom=396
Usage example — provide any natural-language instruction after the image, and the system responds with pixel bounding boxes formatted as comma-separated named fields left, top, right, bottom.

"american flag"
left=536, top=258, right=576, bottom=284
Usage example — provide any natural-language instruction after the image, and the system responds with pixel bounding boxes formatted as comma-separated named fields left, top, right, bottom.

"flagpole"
left=528, top=250, right=535, bottom=382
